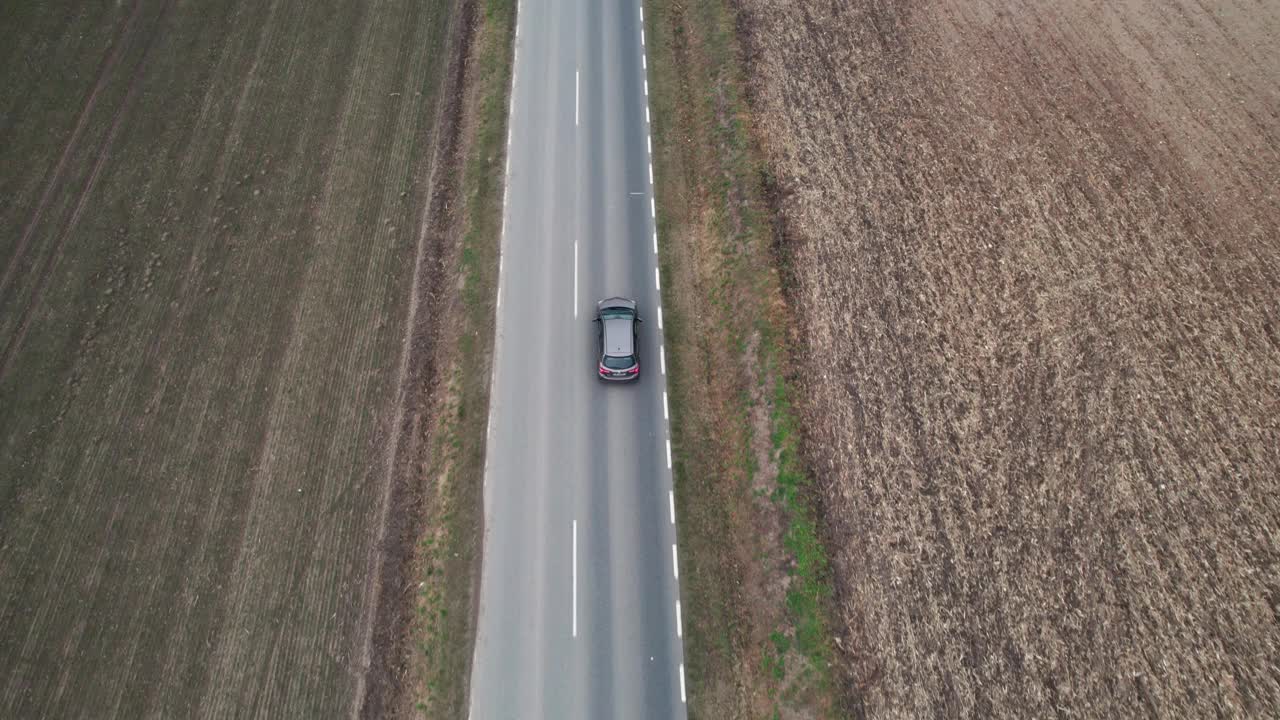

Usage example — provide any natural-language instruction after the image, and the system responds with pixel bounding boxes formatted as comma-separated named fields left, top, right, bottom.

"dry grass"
left=646, top=0, right=839, bottom=715
left=737, top=0, right=1280, bottom=716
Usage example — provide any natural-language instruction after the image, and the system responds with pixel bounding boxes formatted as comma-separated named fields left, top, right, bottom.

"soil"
left=0, top=0, right=465, bottom=716
left=737, top=0, right=1280, bottom=716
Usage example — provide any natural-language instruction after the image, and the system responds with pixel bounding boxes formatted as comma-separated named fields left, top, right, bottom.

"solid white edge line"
left=663, top=391, right=668, bottom=419
left=679, top=664, right=687, bottom=703
left=655, top=267, right=661, bottom=291
left=666, top=438, right=672, bottom=469
left=672, top=544, right=679, bottom=578
left=668, top=490, right=675, bottom=524
left=676, top=600, right=683, bottom=637
left=657, top=306, right=663, bottom=329
left=660, top=345, right=666, bottom=374
left=573, top=517, right=578, bottom=635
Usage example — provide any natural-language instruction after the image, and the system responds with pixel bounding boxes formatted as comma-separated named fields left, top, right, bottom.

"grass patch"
left=644, top=0, right=838, bottom=715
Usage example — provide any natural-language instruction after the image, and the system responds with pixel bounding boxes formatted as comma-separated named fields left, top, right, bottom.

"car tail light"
left=627, top=365, right=639, bottom=374
left=599, top=364, right=609, bottom=375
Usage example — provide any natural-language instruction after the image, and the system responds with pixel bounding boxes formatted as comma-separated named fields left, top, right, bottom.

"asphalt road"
left=466, top=0, right=688, bottom=715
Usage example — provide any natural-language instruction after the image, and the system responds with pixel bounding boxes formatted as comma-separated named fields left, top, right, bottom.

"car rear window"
left=603, top=354, right=635, bottom=370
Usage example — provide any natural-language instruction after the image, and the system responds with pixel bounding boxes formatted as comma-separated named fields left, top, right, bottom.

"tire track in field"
left=260, top=6, right=431, bottom=710
left=256, top=2, right=451, bottom=707
left=158, top=0, right=382, bottom=709
left=0, top=0, right=252, bottom=566
left=194, top=1, right=390, bottom=714
left=131, top=2, right=299, bottom=714
left=0, top=0, right=174, bottom=384
left=0, top=0, right=297, bottom=713
left=0, top=0, right=146, bottom=305
left=2, top=0, right=458, bottom=714
left=148, top=0, right=337, bottom=713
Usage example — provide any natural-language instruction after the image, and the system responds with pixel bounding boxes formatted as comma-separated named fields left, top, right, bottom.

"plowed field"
left=738, top=0, right=1280, bottom=716
left=0, top=0, right=461, bottom=716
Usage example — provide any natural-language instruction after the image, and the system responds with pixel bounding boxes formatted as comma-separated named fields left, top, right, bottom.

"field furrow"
left=0, top=0, right=462, bottom=716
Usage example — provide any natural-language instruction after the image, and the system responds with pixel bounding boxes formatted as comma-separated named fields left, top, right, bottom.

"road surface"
left=466, top=0, right=688, bottom=716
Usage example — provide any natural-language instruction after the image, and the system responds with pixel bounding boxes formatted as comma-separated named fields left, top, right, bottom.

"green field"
left=0, top=0, right=461, bottom=715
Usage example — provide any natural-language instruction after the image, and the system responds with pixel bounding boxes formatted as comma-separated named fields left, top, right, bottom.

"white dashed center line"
left=572, top=520, right=578, bottom=638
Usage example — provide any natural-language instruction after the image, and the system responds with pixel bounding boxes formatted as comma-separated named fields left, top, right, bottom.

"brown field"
left=737, top=0, right=1280, bottom=716
left=0, top=0, right=468, bottom=716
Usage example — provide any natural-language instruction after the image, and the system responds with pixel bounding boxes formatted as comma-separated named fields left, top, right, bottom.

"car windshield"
left=603, top=354, right=635, bottom=370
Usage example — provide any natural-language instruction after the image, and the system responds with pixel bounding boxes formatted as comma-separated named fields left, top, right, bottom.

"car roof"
left=603, top=316, right=634, bottom=356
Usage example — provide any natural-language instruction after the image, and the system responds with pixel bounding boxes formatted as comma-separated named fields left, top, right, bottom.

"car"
left=595, top=297, right=641, bottom=380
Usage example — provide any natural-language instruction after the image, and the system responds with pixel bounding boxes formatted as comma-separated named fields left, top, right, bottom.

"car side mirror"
left=636, top=316, right=644, bottom=323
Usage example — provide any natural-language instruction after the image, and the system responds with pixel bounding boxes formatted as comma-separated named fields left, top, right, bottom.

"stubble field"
left=738, top=0, right=1280, bottom=716
left=0, top=0, right=462, bottom=716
